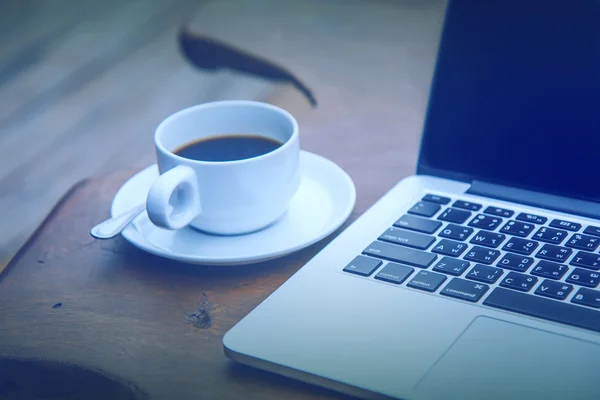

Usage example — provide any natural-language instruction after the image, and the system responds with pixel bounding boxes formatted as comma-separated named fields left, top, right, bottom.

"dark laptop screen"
left=418, top=0, right=600, bottom=202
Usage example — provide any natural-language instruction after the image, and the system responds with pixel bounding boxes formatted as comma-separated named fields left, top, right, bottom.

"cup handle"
left=146, top=165, right=201, bottom=230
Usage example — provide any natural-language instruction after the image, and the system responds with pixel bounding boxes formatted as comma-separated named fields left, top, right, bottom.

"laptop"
left=223, top=1, right=600, bottom=399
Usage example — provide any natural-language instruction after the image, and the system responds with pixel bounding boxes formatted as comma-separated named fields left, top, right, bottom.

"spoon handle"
left=90, top=204, right=146, bottom=239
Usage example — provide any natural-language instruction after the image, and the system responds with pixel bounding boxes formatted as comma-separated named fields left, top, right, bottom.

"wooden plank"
left=0, top=0, right=189, bottom=126
left=0, top=0, right=90, bottom=55
left=0, top=0, right=118, bottom=85
left=0, top=0, right=199, bottom=259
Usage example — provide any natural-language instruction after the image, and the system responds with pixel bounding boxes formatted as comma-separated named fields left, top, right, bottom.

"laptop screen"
left=418, top=0, right=600, bottom=203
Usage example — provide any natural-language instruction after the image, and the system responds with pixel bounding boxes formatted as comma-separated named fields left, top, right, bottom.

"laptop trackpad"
left=414, top=316, right=600, bottom=400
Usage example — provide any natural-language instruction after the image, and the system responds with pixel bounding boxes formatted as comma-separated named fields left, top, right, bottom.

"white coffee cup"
left=146, top=100, right=300, bottom=235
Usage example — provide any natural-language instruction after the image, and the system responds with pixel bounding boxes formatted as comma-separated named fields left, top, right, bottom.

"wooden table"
left=0, top=3, right=445, bottom=398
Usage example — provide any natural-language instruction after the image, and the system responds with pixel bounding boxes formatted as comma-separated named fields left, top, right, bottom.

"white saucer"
left=111, top=151, right=356, bottom=265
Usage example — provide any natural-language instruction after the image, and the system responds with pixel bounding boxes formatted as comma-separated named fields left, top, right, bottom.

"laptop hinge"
left=467, top=180, right=600, bottom=221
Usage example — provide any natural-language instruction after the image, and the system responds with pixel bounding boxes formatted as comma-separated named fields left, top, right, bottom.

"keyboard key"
left=439, top=224, right=474, bottom=241
left=378, top=227, right=436, bottom=250
left=440, top=278, right=489, bottom=302
left=464, top=246, right=501, bottom=264
left=432, top=257, right=470, bottom=276
left=452, top=200, right=482, bottom=211
left=468, top=214, right=503, bottom=231
left=532, top=227, right=568, bottom=244
left=422, top=194, right=451, bottom=205
left=497, top=253, right=534, bottom=272
left=394, top=214, right=442, bottom=234
left=572, top=288, right=600, bottom=309
left=407, top=270, right=447, bottom=292
left=583, top=226, right=600, bottom=237
left=483, top=206, right=514, bottom=218
left=549, top=219, right=582, bottom=232
left=565, top=233, right=600, bottom=251
left=536, top=244, right=572, bottom=263
left=534, top=280, right=573, bottom=300
left=431, top=239, right=468, bottom=257
left=516, top=213, right=547, bottom=224
left=469, top=231, right=506, bottom=248
left=484, top=287, right=600, bottom=334
left=343, top=256, right=382, bottom=276
left=374, top=263, right=414, bottom=284
left=570, top=251, right=600, bottom=271
left=530, top=260, right=569, bottom=280
left=363, top=241, right=437, bottom=269
left=437, top=208, right=472, bottom=224
left=502, top=237, right=538, bottom=255
left=566, top=268, right=600, bottom=288
left=500, top=220, right=535, bottom=237
left=500, top=272, right=538, bottom=292
left=466, top=264, right=503, bottom=284
left=408, top=201, right=441, bottom=218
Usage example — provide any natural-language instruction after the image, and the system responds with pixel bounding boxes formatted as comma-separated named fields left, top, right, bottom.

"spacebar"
left=483, top=288, right=600, bottom=333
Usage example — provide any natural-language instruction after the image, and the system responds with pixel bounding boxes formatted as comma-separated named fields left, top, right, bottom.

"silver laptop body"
left=224, top=1, right=600, bottom=399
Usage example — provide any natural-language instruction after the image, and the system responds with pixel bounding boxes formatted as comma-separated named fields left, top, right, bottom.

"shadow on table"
left=226, top=361, right=357, bottom=400
left=0, top=356, right=147, bottom=400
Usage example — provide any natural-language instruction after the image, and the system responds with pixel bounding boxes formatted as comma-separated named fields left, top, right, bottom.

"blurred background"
left=0, top=0, right=446, bottom=268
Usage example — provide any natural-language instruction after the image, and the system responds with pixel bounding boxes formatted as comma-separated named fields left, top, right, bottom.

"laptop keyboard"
left=343, top=194, right=600, bottom=334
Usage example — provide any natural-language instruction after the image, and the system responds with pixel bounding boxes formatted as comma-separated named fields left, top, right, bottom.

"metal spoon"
left=90, top=203, right=146, bottom=239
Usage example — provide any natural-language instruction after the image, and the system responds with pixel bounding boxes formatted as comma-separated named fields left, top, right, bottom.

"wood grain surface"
left=0, top=1, right=445, bottom=399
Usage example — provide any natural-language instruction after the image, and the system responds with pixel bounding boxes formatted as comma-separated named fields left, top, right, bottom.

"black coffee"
left=174, top=134, right=283, bottom=162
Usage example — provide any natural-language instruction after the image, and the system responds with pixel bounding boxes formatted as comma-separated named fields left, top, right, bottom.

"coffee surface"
left=174, top=134, right=282, bottom=162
